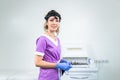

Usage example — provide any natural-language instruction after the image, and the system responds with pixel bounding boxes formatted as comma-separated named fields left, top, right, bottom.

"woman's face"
left=46, top=16, right=60, bottom=32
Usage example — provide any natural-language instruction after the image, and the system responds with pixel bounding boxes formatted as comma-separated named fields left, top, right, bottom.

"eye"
left=50, top=19, right=54, bottom=21
left=56, top=19, right=59, bottom=22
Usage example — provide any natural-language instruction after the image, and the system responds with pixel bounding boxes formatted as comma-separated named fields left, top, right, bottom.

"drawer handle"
left=70, top=76, right=88, bottom=79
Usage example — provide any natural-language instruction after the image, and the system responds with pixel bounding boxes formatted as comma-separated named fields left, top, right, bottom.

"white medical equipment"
left=61, top=44, right=98, bottom=80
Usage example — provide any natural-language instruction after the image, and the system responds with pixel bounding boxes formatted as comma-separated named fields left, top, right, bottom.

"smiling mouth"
left=51, top=25, right=57, bottom=28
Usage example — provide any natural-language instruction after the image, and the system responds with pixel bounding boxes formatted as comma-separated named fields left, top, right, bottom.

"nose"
left=52, top=20, right=57, bottom=24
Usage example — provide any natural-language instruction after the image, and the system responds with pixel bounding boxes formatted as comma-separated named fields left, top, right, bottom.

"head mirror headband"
left=44, top=10, right=61, bottom=21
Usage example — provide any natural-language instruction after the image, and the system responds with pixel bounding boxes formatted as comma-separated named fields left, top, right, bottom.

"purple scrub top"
left=35, top=34, right=61, bottom=80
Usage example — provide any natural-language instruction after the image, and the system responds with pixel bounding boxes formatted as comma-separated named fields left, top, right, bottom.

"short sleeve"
left=35, top=36, right=46, bottom=56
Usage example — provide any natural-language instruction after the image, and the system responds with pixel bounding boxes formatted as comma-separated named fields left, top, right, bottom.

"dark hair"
left=44, top=10, right=61, bottom=21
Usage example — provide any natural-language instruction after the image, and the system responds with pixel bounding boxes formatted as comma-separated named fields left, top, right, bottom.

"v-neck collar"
left=43, top=34, right=58, bottom=46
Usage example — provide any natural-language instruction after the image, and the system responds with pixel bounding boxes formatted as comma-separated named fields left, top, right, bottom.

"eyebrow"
left=55, top=16, right=58, bottom=19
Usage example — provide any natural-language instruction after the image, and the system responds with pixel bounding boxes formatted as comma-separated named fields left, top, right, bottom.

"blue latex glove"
left=56, top=62, right=72, bottom=71
left=60, top=59, right=71, bottom=65
left=60, top=59, right=72, bottom=68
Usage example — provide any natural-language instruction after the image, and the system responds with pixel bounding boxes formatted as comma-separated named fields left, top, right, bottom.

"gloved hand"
left=56, top=62, right=72, bottom=71
left=60, top=59, right=72, bottom=68
left=60, top=59, right=71, bottom=65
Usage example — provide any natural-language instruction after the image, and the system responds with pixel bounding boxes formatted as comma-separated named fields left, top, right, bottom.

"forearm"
left=34, top=55, right=57, bottom=68
left=35, top=60, right=56, bottom=68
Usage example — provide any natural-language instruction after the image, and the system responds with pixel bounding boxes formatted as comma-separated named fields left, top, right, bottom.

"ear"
left=45, top=22, right=48, bottom=26
left=45, top=22, right=47, bottom=24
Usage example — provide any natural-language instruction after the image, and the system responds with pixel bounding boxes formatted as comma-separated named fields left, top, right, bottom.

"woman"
left=34, top=10, right=72, bottom=80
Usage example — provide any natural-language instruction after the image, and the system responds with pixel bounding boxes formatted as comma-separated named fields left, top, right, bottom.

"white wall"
left=0, top=0, right=120, bottom=80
